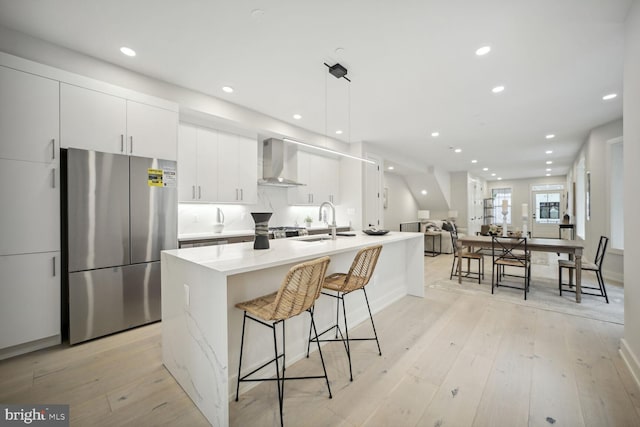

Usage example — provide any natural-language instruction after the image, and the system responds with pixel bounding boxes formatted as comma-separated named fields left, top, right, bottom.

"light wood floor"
left=1, top=254, right=638, bottom=426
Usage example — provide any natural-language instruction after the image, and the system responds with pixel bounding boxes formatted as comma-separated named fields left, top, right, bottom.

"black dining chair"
left=558, top=235, right=609, bottom=303
left=491, top=236, right=531, bottom=300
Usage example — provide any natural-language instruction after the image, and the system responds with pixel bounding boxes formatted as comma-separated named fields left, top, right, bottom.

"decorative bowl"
left=363, top=229, right=389, bottom=236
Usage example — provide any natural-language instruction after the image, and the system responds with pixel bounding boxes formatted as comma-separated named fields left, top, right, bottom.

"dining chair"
left=558, top=235, right=609, bottom=303
left=450, top=232, right=484, bottom=284
left=307, top=245, right=383, bottom=381
left=491, top=236, right=531, bottom=299
left=235, top=256, right=332, bottom=427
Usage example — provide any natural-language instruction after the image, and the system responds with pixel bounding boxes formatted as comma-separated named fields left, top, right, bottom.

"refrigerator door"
left=68, top=262, right=160, bottom=344
left=67, top=149, right=130, bottom=272
left=129, top=156, right=177, bottom=264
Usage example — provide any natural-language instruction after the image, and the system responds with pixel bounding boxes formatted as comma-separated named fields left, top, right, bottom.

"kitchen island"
left=161, top=231, right=424, bottom=426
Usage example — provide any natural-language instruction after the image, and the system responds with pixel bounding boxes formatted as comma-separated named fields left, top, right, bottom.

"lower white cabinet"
left=0, top=251, right=61, bottom=349
left=0, top=158, right=59, bottom=256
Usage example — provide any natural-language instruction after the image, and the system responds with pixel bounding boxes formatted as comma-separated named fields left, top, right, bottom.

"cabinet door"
left=288, top=150, right=314, bottom=205
left=127, top=100, right=178, bottom=160
left=0, top=251, right=60, bottom=349
left=60, top=83, right=127, bottom=154
left=322, top=156, right=340, bottom=204
left=178, top=124, right=198, bottom=202
left=0, top=66, right=59, bottom=163
left=0, top=159, right=59, bottom=256
left=216, top=131, right=240, bottom=202
left=236, top=135, right=258, bottom=204
left=196, top=128, right=219, bottom=202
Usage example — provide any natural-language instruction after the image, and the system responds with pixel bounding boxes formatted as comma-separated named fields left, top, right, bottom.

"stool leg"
left=309, top=309, right=332, bottom=398
left=235, top=312, right=248, bottom=401
left=341, top=293, right=353, bottom=381
left=273, top=321, right=284, bottom=427
left=305, top=307, right=313, bottom=358
left=363, top=288, right=382, bottom=357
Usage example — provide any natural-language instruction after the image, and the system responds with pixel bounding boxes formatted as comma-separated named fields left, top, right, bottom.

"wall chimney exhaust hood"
left=258, top=138, right=305, bottom=187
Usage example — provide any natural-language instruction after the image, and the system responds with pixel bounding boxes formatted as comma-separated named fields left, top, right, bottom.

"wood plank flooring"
left=0, top=253, right=637, bottom=426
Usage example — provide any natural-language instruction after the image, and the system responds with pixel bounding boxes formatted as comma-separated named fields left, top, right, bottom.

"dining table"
left=457, top=235, right=585, bottom=303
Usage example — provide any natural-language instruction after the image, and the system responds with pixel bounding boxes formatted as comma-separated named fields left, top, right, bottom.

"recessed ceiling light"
left=497, top=177, right=503, bottom=180
left=491, top=173, right=496, bottom=177
left=471, top=159, right=478, bottom=164
left=492, top=85, right=505, bottom=94
left=546, top=160, right=553, bottom=165
left=546, top=134, right=555, bottom=139
left=476, top=46, right=491, bottom=56
left=421, top=190, right=427, bottom=195
left=545, top=150, right=553, bottom=154
left=335, top=130, right=343, bottom=135
left=431, top=132, right=439, bottom=137
left=546, top=168, right=552, bottom=172
left=483, top=167, right=489, bottom=171
left=293, top=114, right=302, bottom=120
left=454, top=148, right=462, bottom=153
left=120, top=46, right=136, bottom=57
left=222, top=86, right=234, bottom=93
left=546, top=173, right=551, bottom=177
left=388, top=166, right=394, bottom=170
left=602, top=93, right=617, bottom=101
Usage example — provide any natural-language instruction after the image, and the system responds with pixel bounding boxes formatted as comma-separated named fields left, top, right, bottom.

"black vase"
left=251, top=212, right=272, bottom=250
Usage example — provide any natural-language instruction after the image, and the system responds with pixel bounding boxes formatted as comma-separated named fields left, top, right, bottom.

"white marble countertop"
left=177, top=225, right=351, bottom=242
left=164, top=231, right=423, bottom=275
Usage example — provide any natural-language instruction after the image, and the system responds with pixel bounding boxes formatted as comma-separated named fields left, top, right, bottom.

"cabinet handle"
left=192, top=185, right=196, bottom=200
left=240, top=188, right=243, bottom=201
left=236, top=189, right=239, bottom=200
left=51, top=139, right=56, bottom=160
left=121, top=135, right=124, bottom=152
left=51, top=168, right=56, bottom=188
left=198, top=186, right=202, bottom=199
left=130, top=136, right=133, bottom=153
left=52, top=256, right=56, bottom=276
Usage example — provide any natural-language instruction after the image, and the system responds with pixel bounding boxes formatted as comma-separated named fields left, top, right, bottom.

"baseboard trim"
left=0, top=335, right=62, bottom=361
left=619, top=338, right=640, bottom=390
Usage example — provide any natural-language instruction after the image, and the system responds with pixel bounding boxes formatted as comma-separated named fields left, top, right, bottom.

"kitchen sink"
left=297, top=236, right=333, bottom=242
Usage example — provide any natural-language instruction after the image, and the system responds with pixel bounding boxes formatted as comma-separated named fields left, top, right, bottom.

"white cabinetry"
left=288, top=151, right=340, bottom=205
left=0, top=252, right=60, bottom=349
left=0, top=159, right=60, bottom=255
left=0, top=65, right=61, bottom=353
left=126, top=100, right=178, bottom=160
left=178, top=124, right=219, bottom=202
left=217, top=131, right=257, bottom=204
left=60, top=84, right=177, bottom=160
left=0, top=66, right=59, bottom=163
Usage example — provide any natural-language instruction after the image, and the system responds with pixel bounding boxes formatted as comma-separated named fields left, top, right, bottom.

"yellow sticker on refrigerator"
left=148, top=168, right=163, bottom=187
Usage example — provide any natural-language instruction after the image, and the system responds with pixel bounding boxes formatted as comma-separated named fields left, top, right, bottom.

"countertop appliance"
left=62, top=148, right=177, bottom=344
left=269, top=226, right=308, bottom=238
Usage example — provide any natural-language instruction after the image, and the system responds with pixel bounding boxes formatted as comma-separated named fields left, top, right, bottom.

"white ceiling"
left=0, top=0, right=630, bottom=180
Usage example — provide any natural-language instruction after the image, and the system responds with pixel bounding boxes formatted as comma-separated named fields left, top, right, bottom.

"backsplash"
left=178, top=186, right=354, bottom=235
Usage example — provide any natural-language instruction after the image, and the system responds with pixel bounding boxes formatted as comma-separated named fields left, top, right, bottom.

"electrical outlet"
left=183, top=284, right=190, bottom=307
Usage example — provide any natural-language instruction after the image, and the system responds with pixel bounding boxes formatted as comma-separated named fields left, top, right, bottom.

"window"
left=609, top=140, right=624, bottom=250
left=492, top=188, right=512, bottom=224
left=576, top=157, right=585, bottom=239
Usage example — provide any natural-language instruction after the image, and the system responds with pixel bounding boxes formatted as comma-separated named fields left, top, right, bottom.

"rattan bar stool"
left=306, top=245, right=383, bottom=381
left=234, top=256, right=332, bottom=427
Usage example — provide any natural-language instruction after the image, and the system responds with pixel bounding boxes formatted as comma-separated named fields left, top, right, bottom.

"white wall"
left=569, top=119, right=624, bottom=282
left=622, top=0, right=640, bottom=388
left=383, top=172, right=420, bottom=231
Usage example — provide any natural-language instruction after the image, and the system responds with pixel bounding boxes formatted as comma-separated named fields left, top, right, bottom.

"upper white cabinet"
left=0, top=66, right=59, bottom=163
left=288, top=150, right=340, bottom=205
left=60, top=83, right=127, bottom=154
left=217, top=131, right=257, bottom=204
left=126, top=100, right=178, bottom=160
left=178, top=124, right=219, bottom=202
left=61, top=84, right=177, bottom=160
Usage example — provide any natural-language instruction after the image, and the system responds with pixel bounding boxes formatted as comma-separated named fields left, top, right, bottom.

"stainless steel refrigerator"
left=63, top=148, right=177, bottom=344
